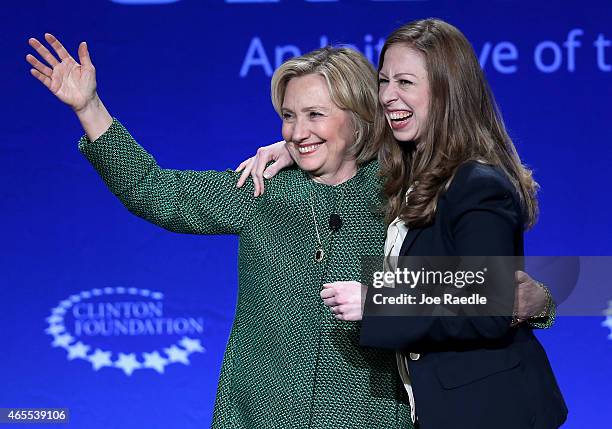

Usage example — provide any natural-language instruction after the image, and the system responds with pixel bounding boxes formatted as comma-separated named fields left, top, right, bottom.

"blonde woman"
left=26, top=36, right=412, bottom=428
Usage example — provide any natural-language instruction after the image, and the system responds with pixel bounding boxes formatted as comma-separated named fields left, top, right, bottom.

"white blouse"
left=384, top=216, right=417, bottom=423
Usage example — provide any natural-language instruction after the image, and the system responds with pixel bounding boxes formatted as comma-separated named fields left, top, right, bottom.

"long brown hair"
left=377, top=18, right=539, bottom=229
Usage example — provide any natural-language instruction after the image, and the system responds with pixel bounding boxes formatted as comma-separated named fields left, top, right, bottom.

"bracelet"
left=531, top=281, right=552, bottom=319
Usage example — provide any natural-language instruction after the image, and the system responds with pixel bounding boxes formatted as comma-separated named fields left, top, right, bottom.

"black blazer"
left=361, top=162, right=567, bottom=429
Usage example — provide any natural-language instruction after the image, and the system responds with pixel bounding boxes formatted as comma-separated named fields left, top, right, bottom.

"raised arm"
left=27, top=34, right=257, bottom=235
left=79, top=120, right=258, bottom=235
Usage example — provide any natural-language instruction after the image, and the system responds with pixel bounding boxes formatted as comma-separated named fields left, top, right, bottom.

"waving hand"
left=26, top=33, right=112, bottom=140
left=27, top=33, right=97, bottom=111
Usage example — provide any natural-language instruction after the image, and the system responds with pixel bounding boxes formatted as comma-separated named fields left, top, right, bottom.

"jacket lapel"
left=399, top=228, right=424, bottom=256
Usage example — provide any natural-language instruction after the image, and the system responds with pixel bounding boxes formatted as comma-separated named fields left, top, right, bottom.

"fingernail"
left=263, top=173, right=271, bottom=179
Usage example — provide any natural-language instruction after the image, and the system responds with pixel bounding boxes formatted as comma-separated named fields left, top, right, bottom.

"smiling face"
left=378, top=44, right=431, bottom=145
left=281, top=73, right=357, bottom=185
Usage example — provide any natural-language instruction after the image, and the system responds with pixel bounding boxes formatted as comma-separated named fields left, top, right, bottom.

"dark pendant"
left=315, top=248, right=324, bottom=262
left=329, top=213, right=342, bottom=232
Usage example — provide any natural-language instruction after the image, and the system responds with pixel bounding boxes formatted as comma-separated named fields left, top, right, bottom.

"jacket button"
left=409, top=353, right=420, bottom=361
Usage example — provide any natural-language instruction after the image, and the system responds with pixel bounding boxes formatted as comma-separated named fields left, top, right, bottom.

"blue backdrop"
left=1, top=0, right=611, bottom=427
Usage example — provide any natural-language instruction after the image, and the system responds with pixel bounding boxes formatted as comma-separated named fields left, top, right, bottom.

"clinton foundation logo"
left=45, top=287, right=205, bottom=375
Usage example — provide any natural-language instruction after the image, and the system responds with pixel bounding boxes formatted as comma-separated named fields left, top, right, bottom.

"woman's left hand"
left=321, top=281, right=367, bottom=321
left=235, top=140, right=293, bottom=197
left=513, top=270, right=547, bottom=324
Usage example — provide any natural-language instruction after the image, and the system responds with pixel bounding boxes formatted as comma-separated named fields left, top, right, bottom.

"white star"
left=140, top=289, right=151, bottom=297
left=103, top=287, right=114, bottom=294
left=164, top=345, right=190, bottom=365
left=52, top=333, right=74, bottom=348
left=128, top=288, right=138, bottom=295
left=46, top=315, right=63, bottom=324
left=59, top=299, right=73, bottom=308
left=602, top=317, right=612, bottom=340
left=67, top=342, right=90, bottom=360
left=151, top=292, right=164, bottom=300
left=52, top=307, right=66, bottom=315
left=80, top=291, right=92, bottom=299
left=89, top=349, right=113, bottom=370
left=45, top=324, right=65, bottom=335
left=116, top=287, right=126, bottom=294
left=115, top=353, right=141, bottom=376
left=91, top=288, right=102, bottom=296
left=69, top=294, right=81, bottom=303
left=179, top=337, right=205, bottom=353
left=143, top=351, right=168, bottom=374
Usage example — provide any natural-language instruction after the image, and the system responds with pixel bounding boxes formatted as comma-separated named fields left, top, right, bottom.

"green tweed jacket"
left=78, top=119, right=413, bottom=429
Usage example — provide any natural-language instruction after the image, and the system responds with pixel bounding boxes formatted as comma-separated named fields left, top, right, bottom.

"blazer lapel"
left=399, top=228, right=424, bottom=256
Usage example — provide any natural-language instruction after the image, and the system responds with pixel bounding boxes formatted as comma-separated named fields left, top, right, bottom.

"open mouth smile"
left=387, top=110, right=413, bottom=130
left=297, top=143, right=323, bottom=154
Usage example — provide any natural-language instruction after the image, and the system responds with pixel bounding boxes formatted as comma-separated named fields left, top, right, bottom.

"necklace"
left=308, top=189, right=344, bottom=262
